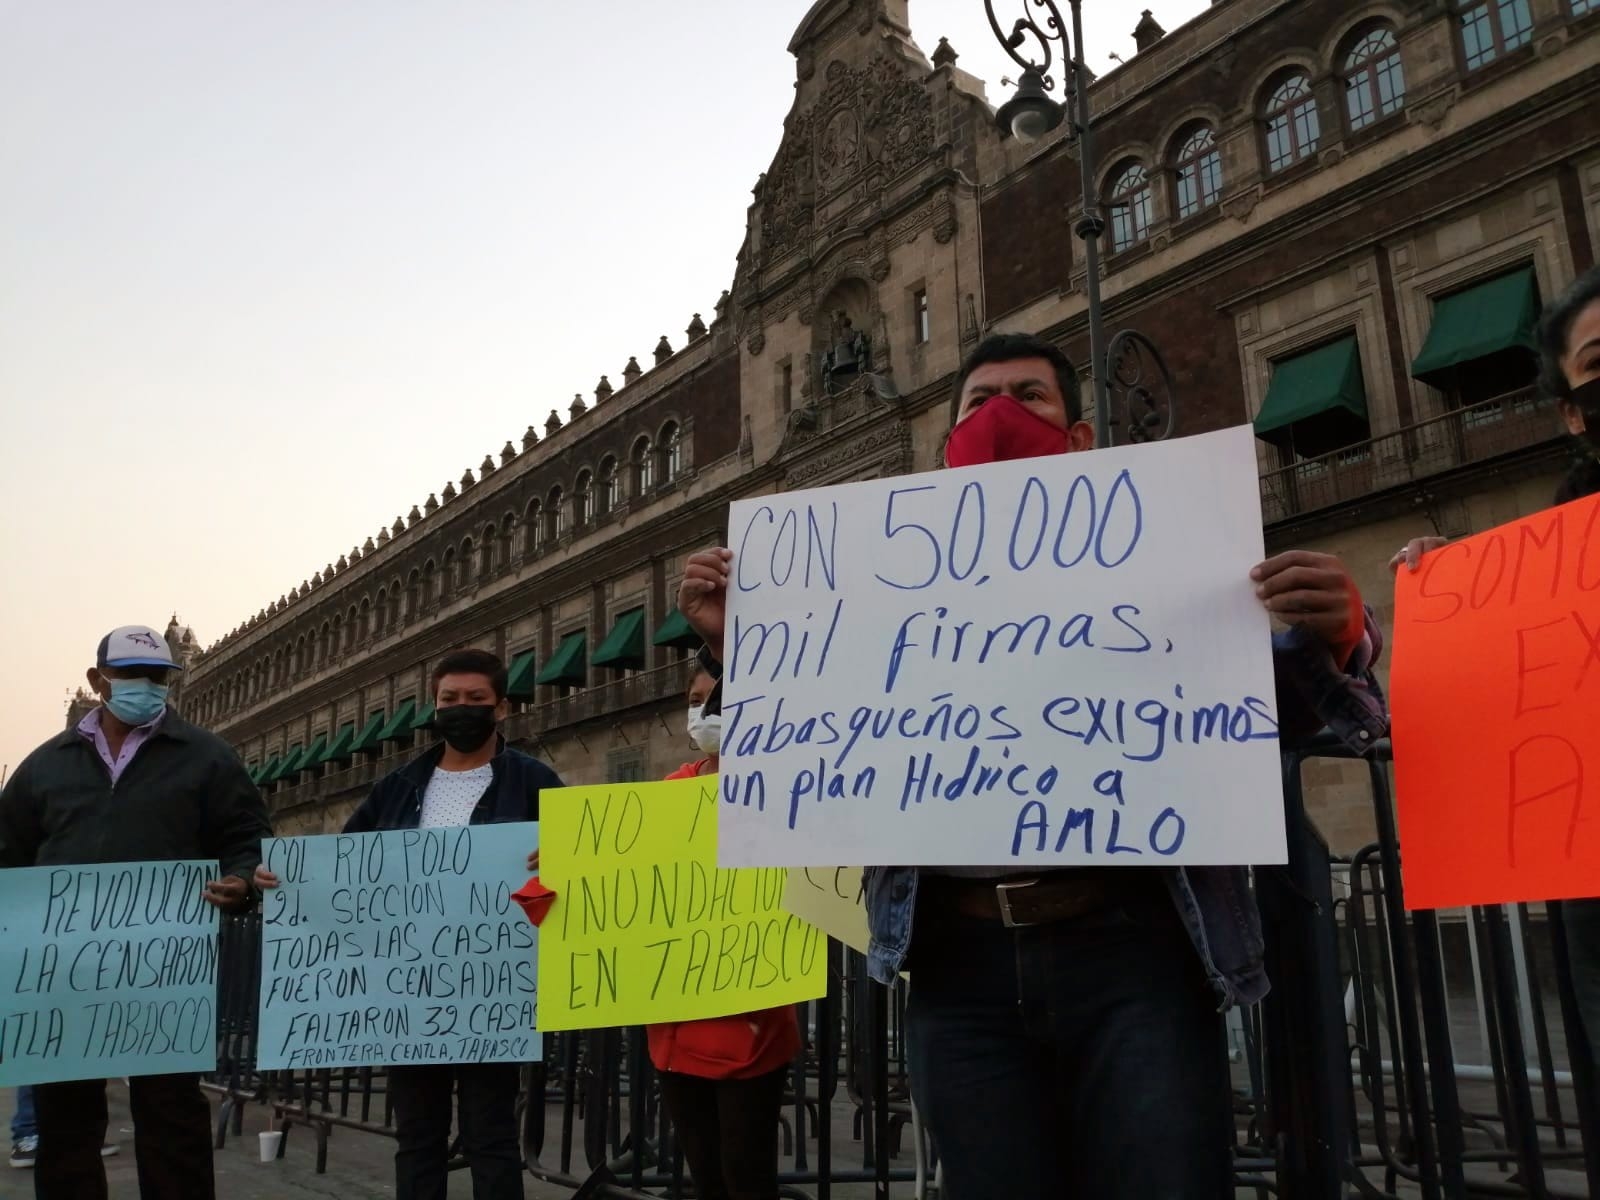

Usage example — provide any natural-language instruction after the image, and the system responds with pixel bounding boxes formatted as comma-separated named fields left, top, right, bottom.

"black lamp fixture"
left=984, top=0, right=1176, bottom=447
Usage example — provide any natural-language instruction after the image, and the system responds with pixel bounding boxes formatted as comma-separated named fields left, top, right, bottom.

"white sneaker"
left=9, top=1136, right=38, bottom=1169
left=100, top=1143, right=119, bottom=1158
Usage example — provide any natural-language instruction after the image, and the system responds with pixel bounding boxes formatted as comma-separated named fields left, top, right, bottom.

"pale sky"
left=0, top=0, right=1210, bottom=778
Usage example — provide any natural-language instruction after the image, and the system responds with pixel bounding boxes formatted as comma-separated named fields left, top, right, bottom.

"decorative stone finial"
left=1133, top=9, right=1166, bottom=51
left=595, top=376, right=614, bottom=402
left=546, top=409, right=563, bottom=435
left=623, top=356, right=642, bottom=384
left=363, top=536, right=376, bottom=553
left=932, top=37, right=958, bottom=68
left=481, top=454, right=496, bottom=477
left=714, top=290, right=731, bottom=321
left=442, top=481, right=458, bottom=502
left=569, top=393, right=587, bottom=419
left=335, top=555, right=348, bottom=571
left=424, top=494, right=439, bottom=515
left=654, top=335, right=673, bottom=364
left=460, top=467, right=476, bottom=490
left=523, top=425, right=539, bottom=450
left=687, top=313, right=707, bottom=340
left=501, top=440, right=517, bottom=465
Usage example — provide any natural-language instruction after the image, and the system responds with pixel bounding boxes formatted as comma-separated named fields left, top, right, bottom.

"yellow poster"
left=783, top=867, right=871, bottom=956
left=537, top=780, right=827, bottom=1031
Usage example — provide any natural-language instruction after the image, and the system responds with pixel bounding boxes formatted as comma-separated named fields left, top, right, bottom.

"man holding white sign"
left=678, top=334, right=1388, bottom=1199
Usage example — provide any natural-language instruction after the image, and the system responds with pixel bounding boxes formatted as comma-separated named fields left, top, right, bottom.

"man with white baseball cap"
left=0, top=623, right=271, bottom=1200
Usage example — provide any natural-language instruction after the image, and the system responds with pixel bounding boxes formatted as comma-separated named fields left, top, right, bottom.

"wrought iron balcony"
left=1259, top=388, right=1560, bottom=524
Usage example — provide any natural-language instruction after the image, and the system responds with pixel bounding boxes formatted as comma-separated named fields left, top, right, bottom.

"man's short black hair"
left=952, top=333, right=1082, bottom=425
left=431, top=649, right=507, bottom=701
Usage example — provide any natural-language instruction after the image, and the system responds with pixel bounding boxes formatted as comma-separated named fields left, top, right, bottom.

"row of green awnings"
left=506, top=650, right=539, bottom=700
left=592, top=608, right=646, bottom=671
left=318, top=723, right=356, bottom=765
left=377, top=699, right=417, bottom=743
left=1252, top=266, right=1540, bottom=457
left=1253, top=336, right=1369, bottom=459
left=1410, top=266, right=1540, bottom=389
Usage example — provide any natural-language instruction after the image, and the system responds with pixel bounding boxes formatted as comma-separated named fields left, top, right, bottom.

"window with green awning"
left=247, top=762, right=263, bottom=783
left=287, top=734, right=328, bottom=777
left=377, top=699, right=417, bottom=743
left=265, top=749, right=298, bottom=784
left=318, top=723, right=356, bottom=764
left=651, top=608, right=702, bottom=650
left=536, top=631, right=587, bottom=687
left=592, top=608, right=646, bottom=671
left=1411, top=266, right=1541, bottom=388
left=505, top=650, right=539, bottom=700
left=348, top=709, right=387, bottom=753
left=412, top=701, right=436, bottom=730
left=1253, top=335, right=1370, bottom=459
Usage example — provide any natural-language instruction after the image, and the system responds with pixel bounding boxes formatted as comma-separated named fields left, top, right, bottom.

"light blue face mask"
left=105, top=678, right=169, bottom=726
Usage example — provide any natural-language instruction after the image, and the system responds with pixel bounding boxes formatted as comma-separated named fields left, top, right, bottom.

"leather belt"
left=923, top=870, right=1160, bottom=929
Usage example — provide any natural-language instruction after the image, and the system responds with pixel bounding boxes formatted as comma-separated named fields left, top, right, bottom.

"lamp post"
left=985, top=0, right=1176, bottom=447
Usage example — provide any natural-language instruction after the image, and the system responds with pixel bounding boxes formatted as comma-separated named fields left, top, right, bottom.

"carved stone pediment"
left=782, top=418, right=914, bottom=489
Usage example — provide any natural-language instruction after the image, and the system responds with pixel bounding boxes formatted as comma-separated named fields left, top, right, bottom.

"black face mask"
left=433, top=704, right=499, bottom=753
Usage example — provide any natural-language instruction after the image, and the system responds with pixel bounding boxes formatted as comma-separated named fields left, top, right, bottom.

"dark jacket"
left=343, top=737, right=563, bottom=833
left=0, top=707, right=270, bottom=880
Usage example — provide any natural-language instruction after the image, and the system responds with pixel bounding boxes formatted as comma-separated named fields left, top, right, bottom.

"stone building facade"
left=180, top=0, right=1600, bottom=850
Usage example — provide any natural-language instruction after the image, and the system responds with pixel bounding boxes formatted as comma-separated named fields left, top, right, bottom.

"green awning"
left=318, top=723, right=356, bottom=764
left=264, top=749, right=298, bottom=784
left=377, top=699, right=417, bottom=743
left=348, top=709, right=387, bottom=753
left=505, top=650, right=539, bottom=700
left=651, top=608, right=702, bottom=650
left=247, top=762, right=264, bottom=784
left=1411, top=267, right=1540, bottom=386
left=535, top=631, right=587, bottom=687
left=412, top=701, right=436, bottom=730
left=287, top=734, right=328, bottom=776
left=1254, top=336, right=1371, bottom=458
left=260, top=755, right=284, bottom=783
left=592, top=608, right=646, bottom=671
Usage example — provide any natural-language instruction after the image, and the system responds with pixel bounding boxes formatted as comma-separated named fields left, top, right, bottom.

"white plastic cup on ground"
left=258, top=1131, right=283, bottom=1162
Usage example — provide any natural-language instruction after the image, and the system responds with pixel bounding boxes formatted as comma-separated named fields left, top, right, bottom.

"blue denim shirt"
left=863, top=611, right=1389, bottom=1008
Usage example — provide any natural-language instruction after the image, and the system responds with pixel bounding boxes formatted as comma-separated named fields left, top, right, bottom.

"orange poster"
left=1393, top=492, right=1600, bottom=909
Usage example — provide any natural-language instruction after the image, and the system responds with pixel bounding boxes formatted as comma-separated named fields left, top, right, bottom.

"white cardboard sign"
left=717, top=425, right=1286, bottom=868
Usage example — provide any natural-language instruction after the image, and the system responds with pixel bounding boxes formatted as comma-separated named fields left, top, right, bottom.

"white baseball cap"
left=96, top=625, right=182, bottom=671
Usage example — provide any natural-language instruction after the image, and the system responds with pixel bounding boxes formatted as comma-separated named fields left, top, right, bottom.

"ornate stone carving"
left=1410, top=88, right=1458, bottom=131
left=747, top=329, right=766, bottom=356
left=932, top=188, right=957, bottom=244
left=785, top=421, right=911, bottom=486
left=759, top=52, right=935, bottom=262
left=1222, top=187, right=1262, bottom=223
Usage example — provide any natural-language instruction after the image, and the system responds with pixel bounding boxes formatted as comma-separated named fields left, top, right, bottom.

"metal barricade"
left=199, top=740, right=1600, bottom=1197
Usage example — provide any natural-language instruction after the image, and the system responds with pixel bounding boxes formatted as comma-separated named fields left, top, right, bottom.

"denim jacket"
left=863, top=611, right=1389, bottom=1008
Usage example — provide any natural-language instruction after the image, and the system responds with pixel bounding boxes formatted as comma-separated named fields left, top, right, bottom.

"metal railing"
left=1259, top=390, right=1558, bottom=524
left=203, top=740, right=1600, bottom=1198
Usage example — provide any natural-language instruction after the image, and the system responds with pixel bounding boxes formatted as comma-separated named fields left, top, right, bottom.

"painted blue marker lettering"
left=1150, top=808, right=1186, bottom=855
left=1012, top=801, right=1048, bottom=855
left=804, top=503, right=839, bottom=590
left=1096, top=470, right=1143, bottom=568
left=1052, top=475, right=1097, bottom=568
left=770, top=508, right=799, bottom=587
left=1009, top=476, right=1050, bottom=571
left=735, top=507, right=774, bottom=592
left=874, top=486, right=942, bottom=590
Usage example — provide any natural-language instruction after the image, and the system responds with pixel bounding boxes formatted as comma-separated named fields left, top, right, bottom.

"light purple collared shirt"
left=77, top=705, right=167, bottom=785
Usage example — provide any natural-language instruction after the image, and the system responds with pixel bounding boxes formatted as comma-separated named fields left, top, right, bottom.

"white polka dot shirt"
left=419, top=763, right=494, bottom=828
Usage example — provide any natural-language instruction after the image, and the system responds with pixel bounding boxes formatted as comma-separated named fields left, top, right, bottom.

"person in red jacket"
left=648, top=650, right=800, bottom=1200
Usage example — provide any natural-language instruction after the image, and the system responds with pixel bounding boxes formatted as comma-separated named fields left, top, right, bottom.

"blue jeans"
left=11, top=1086, right=35, bottom=1142
left=905, top=879, right=1233, bottom=1200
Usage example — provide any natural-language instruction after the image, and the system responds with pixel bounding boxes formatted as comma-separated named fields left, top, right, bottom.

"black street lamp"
left=986, top=0, right=1176, bottom=447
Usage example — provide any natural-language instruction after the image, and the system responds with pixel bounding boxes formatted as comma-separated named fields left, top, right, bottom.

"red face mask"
left=944, top=394, right=1071, bottom=467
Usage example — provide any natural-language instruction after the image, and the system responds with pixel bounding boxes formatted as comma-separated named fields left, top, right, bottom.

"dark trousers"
left=389, top=1063, right=523, bottom=1200
left=658, top=1067, right=787, bottom=1200
left=905, top=882, right=1234, bottom=1200
left=1564, top=897, right=1600, bottom=1075
left=33, top=1074, right=213, bottom=1200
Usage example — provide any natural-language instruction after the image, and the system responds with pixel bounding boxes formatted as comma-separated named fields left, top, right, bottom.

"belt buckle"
left=995, top=878, right=1041, bottom=928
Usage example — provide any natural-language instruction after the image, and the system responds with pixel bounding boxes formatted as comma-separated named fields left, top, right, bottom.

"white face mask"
left=687, top=704, right=722, bottom=754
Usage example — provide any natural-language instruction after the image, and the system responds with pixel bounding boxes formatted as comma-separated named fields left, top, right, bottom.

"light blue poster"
left=0, top=860, right=221, bottom=1086
left=257, top=823, right=540, bottom=1071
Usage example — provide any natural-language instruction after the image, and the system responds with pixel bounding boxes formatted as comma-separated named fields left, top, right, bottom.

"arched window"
left=1263, top=71, right=1319, bottom=173
left=1572, top=0, right=1596, bottom=15
left=1458, top=0, right=1533, bottom=71
left=525, top=501, right=544, bottom=553
left=658, top=422, right=683, bottom=482
left=319, top=623, right=332, bottom=665
left=546, top=486, right=565, bottom=542
left=574, top=469, right=593, bottom=526
left=481, top=524, right=498, bottom=577
left=406, top=569, right=422, bottom=618
left=388, top=579, right=402, bottom=628
left=1172, top=124, right=1222, bottom=219
left=458, top=539, right=474, bottom=589
left=1343, top=26, right=1405, bottom=130
left=441, top=548, right=456, bottom=599
left=375, top=589, right=388, bottom=635
left=597, top=457, right=618, bottom=516
left=1106, top=161, right=1153, bottom=252
left=357, top=600, right=370, bottom=643
left=499, top=514, right=515, bottom=566
left=422, top=560, right=437, bottom=605
left=632, top=436, right=655, bottom=493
